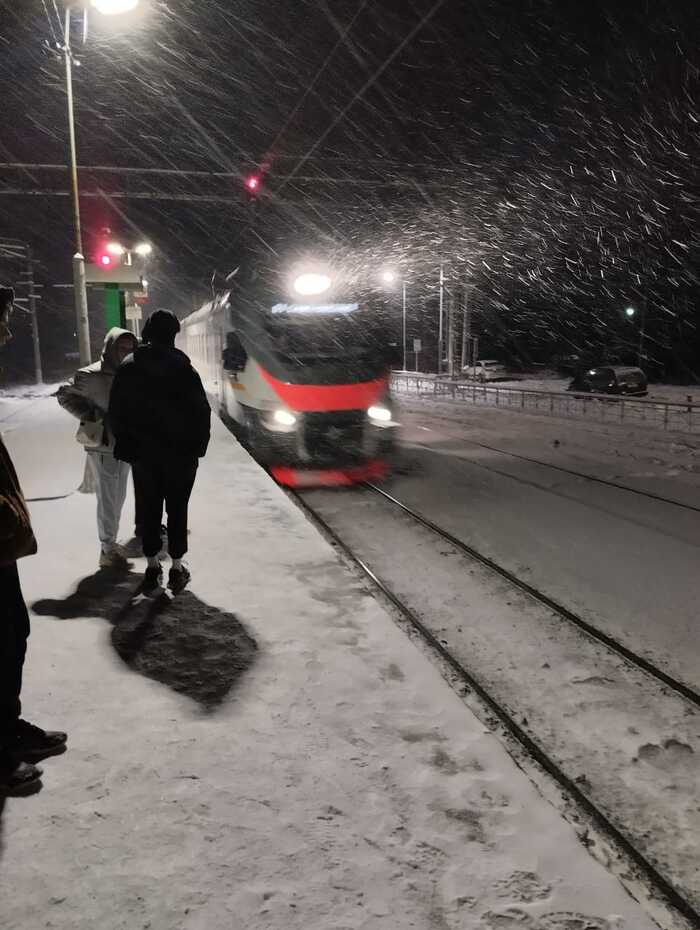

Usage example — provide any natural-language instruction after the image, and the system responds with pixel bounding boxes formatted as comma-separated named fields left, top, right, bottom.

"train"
left=179, top=262, right=399, bottom=487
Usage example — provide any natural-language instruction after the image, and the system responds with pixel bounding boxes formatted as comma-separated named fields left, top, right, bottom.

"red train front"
left=180, top=265, right=399, bottom=487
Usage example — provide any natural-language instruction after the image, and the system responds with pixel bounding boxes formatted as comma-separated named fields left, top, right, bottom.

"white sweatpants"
left=86, top=452, right=130, bottom=553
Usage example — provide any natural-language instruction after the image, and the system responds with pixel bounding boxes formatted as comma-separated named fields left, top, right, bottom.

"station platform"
left=0, top=393, right=657, bottom=930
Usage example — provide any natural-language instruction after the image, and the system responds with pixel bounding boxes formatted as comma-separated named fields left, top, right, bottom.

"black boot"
left=11, top=719, right=67, bottom=763
left=0, top=753, right=43, bottom=796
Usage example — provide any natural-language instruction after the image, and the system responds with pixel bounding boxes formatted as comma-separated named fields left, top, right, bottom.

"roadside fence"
left=391, top=372, right=700, bottom=434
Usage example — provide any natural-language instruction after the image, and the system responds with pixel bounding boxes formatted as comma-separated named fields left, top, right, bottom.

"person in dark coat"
left=0, top=287, right=67, bottom=796
left=108, top=309, right=210, bottom=593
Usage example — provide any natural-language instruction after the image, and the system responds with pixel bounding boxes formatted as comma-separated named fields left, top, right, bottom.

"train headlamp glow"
left=273, top=409, right=297, bottom=427
left=293, top=273, right=332, bottom=297
left=368, top=405, right=392, bottom=423
left=91, top=0, right=140, bottom=13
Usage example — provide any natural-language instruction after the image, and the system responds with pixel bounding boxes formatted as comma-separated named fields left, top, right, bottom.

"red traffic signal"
left=98, top=253, right=113, bottom=268
left=245, top=175, right=260, bottom=192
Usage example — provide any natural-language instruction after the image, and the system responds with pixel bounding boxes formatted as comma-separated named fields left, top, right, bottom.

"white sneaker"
left=99, top=545, right=130, bottom=569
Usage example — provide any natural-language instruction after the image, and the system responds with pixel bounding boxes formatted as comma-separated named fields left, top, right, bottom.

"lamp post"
left=437, top=261, right=444, bottom=375
left=61, top=0, right=141, bottom=365
left=625, top=303, right=646, bottom=367
left=380, top=269, right=408, bottom=372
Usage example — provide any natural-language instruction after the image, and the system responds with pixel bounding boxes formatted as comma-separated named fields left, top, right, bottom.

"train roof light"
left=292, top=272, right=332, bottom=297
left=271, top=303, right=358, bottom=315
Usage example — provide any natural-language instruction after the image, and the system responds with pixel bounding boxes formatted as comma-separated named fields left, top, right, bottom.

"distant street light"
left=106, top=241, right=126, bottom=256
left=61, top=0, right=143, bottom=365
left=624, top=303, right=646, bottom=366
left=133, top=242, right=153, bottom=256
left=380, top=268, right=407, bottom=371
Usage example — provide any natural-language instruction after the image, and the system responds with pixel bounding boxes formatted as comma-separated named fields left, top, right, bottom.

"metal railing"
left=392, top=372, right=700, bottom=434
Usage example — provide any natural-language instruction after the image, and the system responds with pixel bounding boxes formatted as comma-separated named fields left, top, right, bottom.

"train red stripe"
left=260, top=368, right=388, bottom=412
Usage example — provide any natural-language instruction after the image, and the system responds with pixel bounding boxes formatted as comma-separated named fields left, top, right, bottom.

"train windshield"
left=265, top=303, right=389, bottom=360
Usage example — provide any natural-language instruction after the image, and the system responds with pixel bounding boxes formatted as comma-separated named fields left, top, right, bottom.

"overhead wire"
left=40, top=0, right=60, bottom=46
left=275, top=0, right=449, bottom=198
left=50, top=0, right=66, bottom=42
left=263, top=0, right=372, bottom=162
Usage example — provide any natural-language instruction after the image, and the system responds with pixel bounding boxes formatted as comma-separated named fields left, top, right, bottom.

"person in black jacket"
left=1, top=287, right=67, bottom=797
left=108, top=309, right=210, bottom=593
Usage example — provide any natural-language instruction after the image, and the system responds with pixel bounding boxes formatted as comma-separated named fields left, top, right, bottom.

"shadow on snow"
left=31, top=568, right=258, bottom=711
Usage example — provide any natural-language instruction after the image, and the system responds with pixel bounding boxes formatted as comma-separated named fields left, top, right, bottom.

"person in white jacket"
left=57, top=328, right=137, bottom=568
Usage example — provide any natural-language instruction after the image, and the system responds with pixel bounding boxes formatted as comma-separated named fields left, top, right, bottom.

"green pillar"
left=104, top=285, right=122, bottom=329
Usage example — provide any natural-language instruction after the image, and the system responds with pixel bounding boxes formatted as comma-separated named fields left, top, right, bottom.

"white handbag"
left=75, top=419, right=104, bottom=449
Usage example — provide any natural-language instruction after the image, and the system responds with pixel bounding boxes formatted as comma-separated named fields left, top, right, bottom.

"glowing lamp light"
left=134, top=242, right=153, bottom=256
left=293, top=272, right=332, bottom=297
left=381, top=270, right=396, bottom=284
left=99, top=254, right=113, bottom=268
left=273, top=409, right=297, bottom=427
left=106, top=241, right=125, bottom=256
left=625, top=306, right=636, bottom=318
left=91, top=0, right=140, bottom=14
left=368, top=405, right=392, bottom=423
left=245, top=176, right=261, bottom=192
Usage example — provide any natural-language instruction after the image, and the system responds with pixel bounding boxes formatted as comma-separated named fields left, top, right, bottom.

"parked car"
left=567, top=365, right=648, bottom=396
left=461, top=359, right=509, bottom=382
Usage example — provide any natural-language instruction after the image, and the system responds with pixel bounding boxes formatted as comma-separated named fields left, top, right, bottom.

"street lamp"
left=104, top=238, right=153, bottom=265
left=380, top=268, right=407, bottom=372
left=61, top=0, right=141, bottom=365
left=624, top=304, right=646, bottom=367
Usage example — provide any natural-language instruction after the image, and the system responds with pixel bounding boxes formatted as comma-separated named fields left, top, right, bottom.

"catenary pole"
left=64, top=4, right=92, bottom=365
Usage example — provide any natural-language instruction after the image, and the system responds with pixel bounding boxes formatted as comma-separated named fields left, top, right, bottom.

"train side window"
left=222, top=332, right=247, bottom=371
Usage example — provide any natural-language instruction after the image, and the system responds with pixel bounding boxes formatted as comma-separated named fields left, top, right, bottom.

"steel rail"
left=365, top=482, right=700, bottom=709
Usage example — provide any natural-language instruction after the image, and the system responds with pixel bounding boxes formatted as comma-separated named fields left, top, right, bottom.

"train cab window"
left=222, top=332, right=247, bottom=371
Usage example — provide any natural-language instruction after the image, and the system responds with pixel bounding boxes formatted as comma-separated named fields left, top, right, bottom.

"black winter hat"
left=143, top=308, right=180, bottom=344
left=0, top=286, right=15, bottom=307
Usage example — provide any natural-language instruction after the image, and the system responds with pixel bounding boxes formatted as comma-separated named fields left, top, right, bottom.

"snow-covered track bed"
left=293, top=484, right=700, bottom=929
left=414, top=434, right=700, bottom=516
left=367, top=484, right=700, bottom=708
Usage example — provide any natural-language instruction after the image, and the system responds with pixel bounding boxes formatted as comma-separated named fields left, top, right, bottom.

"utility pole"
left=638, top=296, right=647, bottom=368
left=461, top=282, right=471, bottom=371
left=437, top=262, right=444, bottom=375
left=402, top=280, right=407, bottom=372
left=0, top=239, right=43, bottom=384
left=446, top=292, right=456, bottom=378
left=63, top=5, right=92, bottom=365
left=26, top=247, right=43, bottom=384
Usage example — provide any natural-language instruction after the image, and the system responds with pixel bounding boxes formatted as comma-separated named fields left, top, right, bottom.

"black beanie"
left=0, top=286, right=15, bottom=307
left=144, top=309, right=180, bottom=344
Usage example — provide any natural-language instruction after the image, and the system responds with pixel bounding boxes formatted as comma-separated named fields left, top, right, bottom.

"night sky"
left=0, top=0, right=698, bottom=379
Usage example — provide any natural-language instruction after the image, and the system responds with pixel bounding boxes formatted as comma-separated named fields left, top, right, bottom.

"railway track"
left=291, top=484, right=700, bottom=929
left=365, top=482, right=700, bottom=709
left=409, top=431, right=700, bottom=515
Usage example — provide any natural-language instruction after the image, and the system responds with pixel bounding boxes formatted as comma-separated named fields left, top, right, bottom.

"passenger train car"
left=179, top=265, right=399, bottom=487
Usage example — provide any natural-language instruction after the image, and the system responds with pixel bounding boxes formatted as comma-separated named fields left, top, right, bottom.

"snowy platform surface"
left=0, top=394, right=661, bottom=930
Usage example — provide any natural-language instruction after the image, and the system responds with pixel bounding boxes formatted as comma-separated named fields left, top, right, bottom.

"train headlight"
left=273, top=409, right=297, bottom=427
left=293, top=272, right=332, bottom=297
left=368, top=405, right=392, bottom=423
